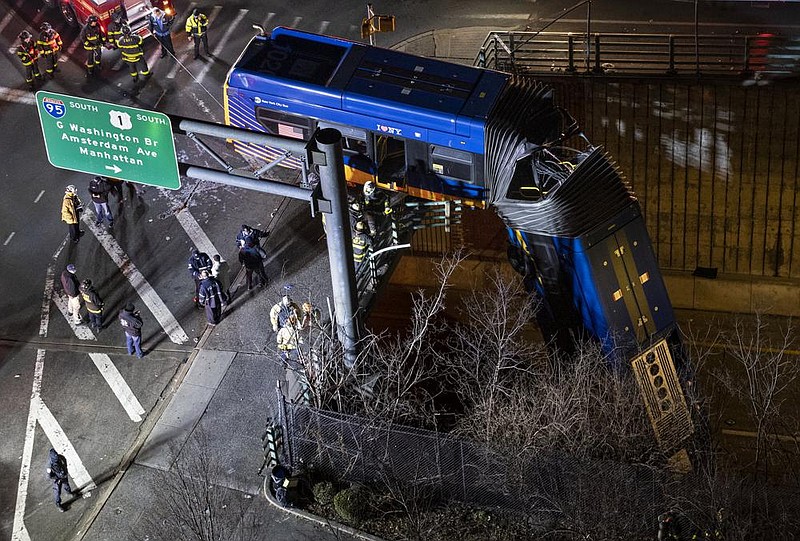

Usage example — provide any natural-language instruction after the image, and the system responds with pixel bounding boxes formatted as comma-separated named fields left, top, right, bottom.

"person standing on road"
left=198, top=270, right=226, bottom=325
left=119, top=302, right=144, bottom=358
left=88, top=176, right=113, bottom=227
left=188, top=248, right=213, bottom=308
left=105, top=10, right=125, bottom=49
left=61, top=185, right=84, bottom=244
left=79, top=15, right=105, bottom=78
left=16, top=30, right=41, bottom=91
left=60, top=264, right=82, bottom=325
left=211, top=254, right=231, bottom=300
left=117, top=24, right=150, bottom=83
left=36, top=22, right=62, bottom=79
left=46, top=448, right=75, bottom=512
left=236, top=224, right=268, bottom=248
left=270, top=295, right=300, bottom=333
left=80, top=279, right=104, bottom=333
left=238, top=240, right=268, bottom=290
left=185, top=8, right=210, bottom=59
left=149, top=8, right=175, bottom=59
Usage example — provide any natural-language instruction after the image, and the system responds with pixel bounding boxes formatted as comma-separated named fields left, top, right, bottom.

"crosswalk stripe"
left=52, top=291, right=97, bottom=340
left=89, top=353, right=146, bottom=422
left=195, top=8, right=248, bottom=82
left=318, top=21, right=330, bottom=35
left=0, top=86, right=35, bottom=105
left=175, top=207, right=223, bottom=259
left=34, top=395, right=97, bottom=491
left=261, top=13, right=276, bottom=29
left=82, top=213, right=189, bottom=345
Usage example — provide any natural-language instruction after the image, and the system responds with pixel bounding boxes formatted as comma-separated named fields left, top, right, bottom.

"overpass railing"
left=475, top=31, right=800, bottom=78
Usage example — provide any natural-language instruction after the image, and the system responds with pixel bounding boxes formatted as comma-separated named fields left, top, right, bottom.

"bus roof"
left=227, top=27, right=508, bottom=140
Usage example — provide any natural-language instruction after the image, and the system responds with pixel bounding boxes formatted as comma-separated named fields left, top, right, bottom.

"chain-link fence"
left=270, top=383, right=800, bottom=538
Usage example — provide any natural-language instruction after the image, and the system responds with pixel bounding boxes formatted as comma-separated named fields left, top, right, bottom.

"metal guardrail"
left=475, top=31, right=800, bottom=78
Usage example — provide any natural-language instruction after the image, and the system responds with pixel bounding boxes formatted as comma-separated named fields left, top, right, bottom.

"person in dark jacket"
left=148, top=8, right=175, bottom=58
left=238, top=240, right=268, bottom=290
left=119, top=302, right=144, bottom=358
left=47, top=448, right=74, bottom=512
left=197, top=270, right=226, bottom=325
left=188, top=248, right=212, bottom=307
left=60, top=264, right=82, bottom=325
left=235, top=224, right=268, bottom=248
left=80, top=279, right=104, bottom=332
left=88, top=176, right=113, bottom=227
left=79, top=14, right=105, bottom=77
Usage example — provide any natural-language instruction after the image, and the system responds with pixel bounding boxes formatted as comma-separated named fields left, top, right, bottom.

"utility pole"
left=312, top=128, right=360, bottom=368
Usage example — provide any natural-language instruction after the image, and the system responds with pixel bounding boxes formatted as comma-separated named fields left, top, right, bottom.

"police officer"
left=188, top=248, right=212, bottom=308
left=105, top=10, right=125, bottom=49
left=80, top=279, right=104, bottom=332
left=236, top=224, right=267, bottom=248
left=46, top=448, right=75, bottom=512
left=185, top=8, right=210, bottom=59
left=16, top=31, right=41, bottom=90
left=117, top=24, right=150, bottom=82
left=197, top=270, right=226, bottom=325
left=36, top=22, right=62, bottom=79
left=149, top=8, right=175, bottom=58
left=79, top=14, right=105, bottom=77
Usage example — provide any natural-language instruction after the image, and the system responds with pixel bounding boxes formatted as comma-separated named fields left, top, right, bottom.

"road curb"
left=261, top=475, right=385, bottom=541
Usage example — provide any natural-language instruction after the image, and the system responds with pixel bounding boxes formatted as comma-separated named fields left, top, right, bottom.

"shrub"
left=313, top=481, right=336, bottom=506
left=333, top=485, right=371, bottom=523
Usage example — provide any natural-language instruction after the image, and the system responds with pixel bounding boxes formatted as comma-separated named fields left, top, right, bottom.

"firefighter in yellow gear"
left=352, top=221, right=370, bottom=264
left=105, top=10, right=125, bottom=49
left=117, top=24, right=150, bottom=82
left=79, top=14, right=105, bottom=77
left=185, top=8, right=210, bottom=59
left=16, top=30, right=41, bottom=90
left=36, top=22, right=62, bottom=78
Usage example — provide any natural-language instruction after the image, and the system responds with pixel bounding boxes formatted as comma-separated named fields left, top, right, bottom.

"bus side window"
left=375, top=135, right=406, bottom=183
left=430, top=146, right=475, bottom=183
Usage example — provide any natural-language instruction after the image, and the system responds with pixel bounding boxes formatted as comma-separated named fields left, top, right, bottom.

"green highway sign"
left=35, top=91, right=180, bottom=189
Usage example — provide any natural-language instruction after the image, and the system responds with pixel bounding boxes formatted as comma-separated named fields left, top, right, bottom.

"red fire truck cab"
left=43, top=0, right=175, bottom=36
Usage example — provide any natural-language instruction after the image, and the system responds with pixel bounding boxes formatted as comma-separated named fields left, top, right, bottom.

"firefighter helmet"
left=19, top=30, right=32, bottom=42
left=355, top=221, right=367, bottom=232
left=121, top=24, right=132, bottom=36
left=40, top=22, right=52, bottom=33
left=363, top=181, right=376, bottom=196
left=87, top=15, right=99, bottom=24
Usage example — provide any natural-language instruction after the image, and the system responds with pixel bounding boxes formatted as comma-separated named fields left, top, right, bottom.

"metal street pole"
left=314, top=128, right=359, bottom=368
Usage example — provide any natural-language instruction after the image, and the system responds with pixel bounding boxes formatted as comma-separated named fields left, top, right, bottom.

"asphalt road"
left=1, top=0, right=799, bottom=540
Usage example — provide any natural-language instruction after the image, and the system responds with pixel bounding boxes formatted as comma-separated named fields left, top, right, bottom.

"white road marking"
left=11, top=350, right=43, bottom=541
left=3, top=232, right=15, bottom=245
left=35, top=396, right=96, bottom=491
left=291, top=16, right=303, bottom=28
left=52, top=291, right=97, bottom=340
left=41, top=237, right=69, bottom=338
left=196, top=9, right=248, bottom=82
left=167, top=4, right=220, bottom=79
left=175, top=208, right=222, bottom=259
left=88, top=353, right=146, bottom=422
left=467, top=13, right=532, bottom=19
left=82, top=213, right=189, bottom=344
left=318, top=21, right=330, bottom=35
left=34, top=190, right=45, bottom=203
left=0, top=86, right=35, bottom=105
left=261, top=13, right=276, bottom=29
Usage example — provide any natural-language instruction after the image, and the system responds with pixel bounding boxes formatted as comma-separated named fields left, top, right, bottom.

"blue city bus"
left=225, top=27, right=694, bottom=449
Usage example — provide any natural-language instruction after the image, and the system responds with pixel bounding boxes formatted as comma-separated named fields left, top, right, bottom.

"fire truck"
left=42, top=0, right=175, bottom=36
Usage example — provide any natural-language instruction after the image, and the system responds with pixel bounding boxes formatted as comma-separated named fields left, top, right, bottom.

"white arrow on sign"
left=105, top=164, right=122, bottom=174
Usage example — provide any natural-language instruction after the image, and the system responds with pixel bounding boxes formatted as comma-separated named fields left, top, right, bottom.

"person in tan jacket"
left=61, top=185, right=83, bottom=243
